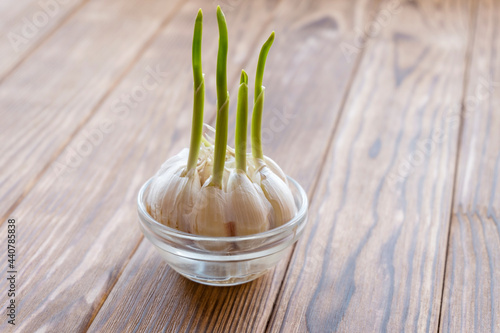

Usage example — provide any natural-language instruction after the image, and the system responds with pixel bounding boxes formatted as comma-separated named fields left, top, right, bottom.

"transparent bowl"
left=137, top=176, right=308, bottom=286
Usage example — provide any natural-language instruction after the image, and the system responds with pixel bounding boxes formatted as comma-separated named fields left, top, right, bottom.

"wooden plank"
left=88, top=0, right=381, bottom=331
left=267, top=0, right=476, bottom=331
left=0, top=0, right=42, bottom=31
left=0, top=0, right=185, bottom=220
left=440, top=0, right=500, bottom=331
left=0, top=1, right=285, bottom=331
left=0, top=0, right=87, bottom=78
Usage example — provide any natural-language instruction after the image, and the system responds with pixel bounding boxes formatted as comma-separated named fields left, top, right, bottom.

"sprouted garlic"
left=145, top=6, right=296, bottom=237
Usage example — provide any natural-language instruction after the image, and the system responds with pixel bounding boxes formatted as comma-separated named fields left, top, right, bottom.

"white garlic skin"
left=145, top=147, right=296, bottom=237
left=226, top=169, right=271, bottom=236
left=192, top=183, right=228, bottom=236
left=146, top=149, right=200, bottom=232
left=252, top=165, right=296, bottom=228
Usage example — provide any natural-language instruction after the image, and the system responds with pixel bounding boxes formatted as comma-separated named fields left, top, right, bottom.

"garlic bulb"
left=145, top=7, right=297, bottom=237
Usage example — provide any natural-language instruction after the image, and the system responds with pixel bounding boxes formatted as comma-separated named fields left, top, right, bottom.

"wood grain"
left=0, top=0, right=285, bottom=331
left=440, top=0, right=500, bottom=331
left=0, top=0, right=185, bottom=221
left=0, top=0, right=497, bottom=331
left=88, top=0, right=382, bottom=331
left=0, top=0, right=88, bottom=78
left=267, top=0, right=476, bottom=331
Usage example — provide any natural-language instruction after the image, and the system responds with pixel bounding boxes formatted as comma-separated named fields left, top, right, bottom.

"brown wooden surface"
left=440, top=0, right=500, bottom=331
left=89, top=1, right=380, bottom=331
left=0, top=0, right=186, bottom=221
left=268, top=0, right=476, bottom=331
left=0, top=0, right=497, bottom=332
left=0, top=0, right=88, bottom=79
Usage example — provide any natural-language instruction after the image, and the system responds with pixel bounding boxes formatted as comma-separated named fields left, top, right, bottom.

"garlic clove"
left=257, top=166, right=296, bottom=228
left=227, top=169, right=270, bottom=236
left=263, top=156, right=287, bottom=184
left=145, top=149, right=202, bottom=233
left=192, top=181, right=228, bottom=237
left=155, top=148, right=189, bottom=175
left=246, top=155, right=286, bottom=184
left=146, top=150, right=187, bottom=227
left=147, top=168, right=186, bottom=230
left=175, top=168, right=201, bottom=233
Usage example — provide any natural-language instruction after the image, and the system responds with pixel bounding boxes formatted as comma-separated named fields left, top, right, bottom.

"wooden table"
left=1, top=0, right=498, bottom=331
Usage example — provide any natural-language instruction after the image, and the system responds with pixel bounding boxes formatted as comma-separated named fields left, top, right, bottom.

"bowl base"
left=176, top=269, right=270, bottom=286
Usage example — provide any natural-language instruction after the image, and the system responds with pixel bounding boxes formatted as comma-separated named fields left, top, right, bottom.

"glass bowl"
left=137, top=176, right=308, bottom=286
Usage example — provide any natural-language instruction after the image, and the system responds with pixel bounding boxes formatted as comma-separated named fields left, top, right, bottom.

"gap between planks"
left=436, top=0, right=481, bottom=331
left=0, top=0, right=187, bottom=226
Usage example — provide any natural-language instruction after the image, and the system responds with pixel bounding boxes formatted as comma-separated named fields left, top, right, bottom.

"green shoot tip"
left=217, top=5, right=224, bottom=17
left=240, top=70, right=248, bottom=84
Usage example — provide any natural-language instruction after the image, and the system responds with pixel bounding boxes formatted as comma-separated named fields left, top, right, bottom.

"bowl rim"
left=137, top=175, right=308, bottom=242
